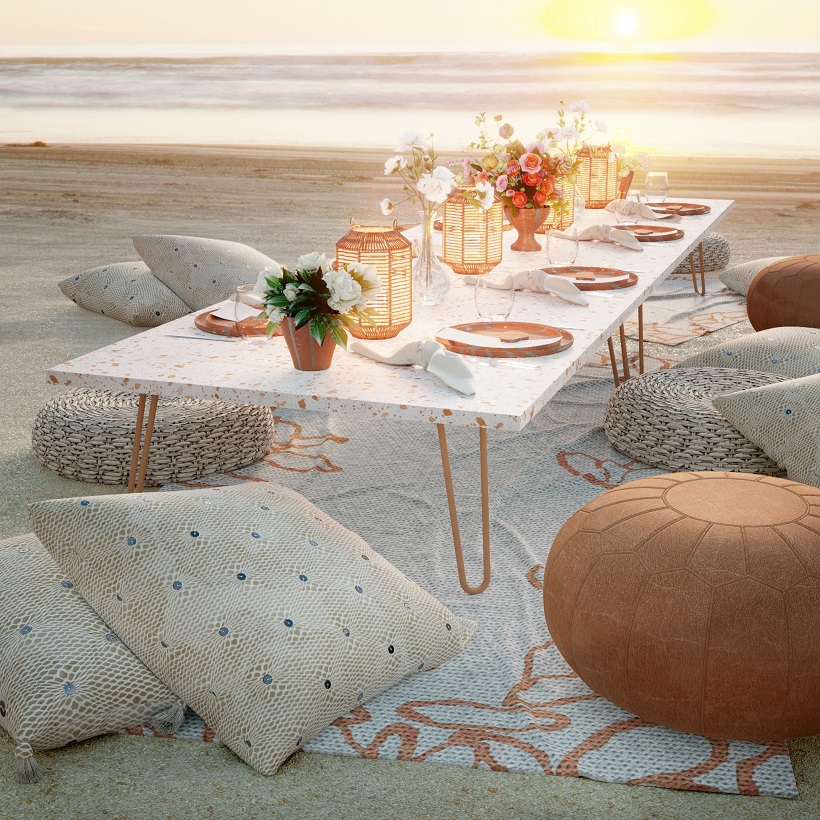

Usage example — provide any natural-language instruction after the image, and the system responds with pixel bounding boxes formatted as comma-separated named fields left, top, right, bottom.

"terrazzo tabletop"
left=48, top=200, right=732, bottom=431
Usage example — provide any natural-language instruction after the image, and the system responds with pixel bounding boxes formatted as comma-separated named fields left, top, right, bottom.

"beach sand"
left=0, top=144, right=819, bottom=818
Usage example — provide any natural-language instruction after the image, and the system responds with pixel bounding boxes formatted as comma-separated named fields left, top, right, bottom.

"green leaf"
left=329, top=323, right=348, bottom=348
left=309, top=317, right=327, bottom=346
left=266, top=321, right=279, bottom=339
left=294, top=308, right=312, bottom=329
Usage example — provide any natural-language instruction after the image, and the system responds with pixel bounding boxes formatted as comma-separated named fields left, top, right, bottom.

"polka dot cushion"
left=0, top=533, right=183, bottom=784
left=713, top=373, right=820, bottom=488
left=133, top=235, right=276, bottom=311
left=58, top=261, right=190, bottom=327
left=718, top=256, right=787, bottom=296
left=28, top=484, right=476, bottom=777
left=676, top=326, right=820, bottom=379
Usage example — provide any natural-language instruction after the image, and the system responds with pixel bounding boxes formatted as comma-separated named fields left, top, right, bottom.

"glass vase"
left=413, top=207, right=450, bottom=305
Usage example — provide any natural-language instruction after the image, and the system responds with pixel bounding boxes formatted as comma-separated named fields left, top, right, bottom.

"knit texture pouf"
left=746, top=254, right=820, bottom=331
left=544, top=471, right=820, bottom=741
left=32, top=389, right=275, bottom=486
left=604, top=367, right=788, bottom=474
left=672, top=232, right=730, bottom=275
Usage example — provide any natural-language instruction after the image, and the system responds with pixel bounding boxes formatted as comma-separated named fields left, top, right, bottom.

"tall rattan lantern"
left=536, top=171, right=575, bottom=233
left=335, top=219, right=412, bottom=340
left=441, top=186, right=503, bottom=275
left=576, top=145, right=618, bottom=209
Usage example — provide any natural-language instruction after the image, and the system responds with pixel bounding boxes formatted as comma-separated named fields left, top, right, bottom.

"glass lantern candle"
left=576, top=145, right=619, bottom=209
left=335, top=219, right=412, bottom=340
left=441, top=186, right=503, bottom=275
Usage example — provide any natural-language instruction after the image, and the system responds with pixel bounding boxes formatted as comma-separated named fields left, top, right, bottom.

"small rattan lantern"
left=335, top=219, right=412, bottom=340
left=441, top=186, right=503, bottom=275
left=536, top=172, right=575, bottom=233
left=576, top=145, right=618, bottom=209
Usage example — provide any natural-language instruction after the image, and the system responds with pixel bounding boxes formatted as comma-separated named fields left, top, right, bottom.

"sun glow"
left=613, top=8, right=639, bottom=40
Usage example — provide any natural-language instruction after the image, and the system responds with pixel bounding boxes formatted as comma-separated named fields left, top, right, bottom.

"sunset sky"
left=1, top=0, right=818, bottom=53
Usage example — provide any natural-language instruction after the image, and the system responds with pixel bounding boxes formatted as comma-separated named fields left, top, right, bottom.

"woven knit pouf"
left=543, top=471, right=820, bottom=741
left=604, top=367, right=788, bottom=474
left=672, top=231, right=730, bottom=275
left=32, top=389, right=275, bottom=486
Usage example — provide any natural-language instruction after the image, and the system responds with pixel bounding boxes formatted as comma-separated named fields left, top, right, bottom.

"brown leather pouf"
left=746, top=254, right=820, bottom=331
left=543, top=472, right=820, bottom=741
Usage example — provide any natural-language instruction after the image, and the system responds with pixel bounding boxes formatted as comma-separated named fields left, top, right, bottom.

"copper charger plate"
left=619, top=224, right=685, bottom=242
left=542, top=266, right=638, bottom=290
left=435, top=322, right=574, bottom=358
left=649, top=202, right=711, bottom=216
left=194, top=309, right=270, bottom=338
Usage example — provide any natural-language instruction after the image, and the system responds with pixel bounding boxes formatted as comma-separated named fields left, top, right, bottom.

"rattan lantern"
left=335, top=219, right=412, bottom=340
left=576, top=145, right=618, bottom=209
left=536, top=171, right=575, bottom=233
left=441, top=186, right=503, bottom=275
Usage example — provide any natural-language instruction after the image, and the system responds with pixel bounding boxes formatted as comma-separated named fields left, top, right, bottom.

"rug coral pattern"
left=130, top=357, right=797, bottom=798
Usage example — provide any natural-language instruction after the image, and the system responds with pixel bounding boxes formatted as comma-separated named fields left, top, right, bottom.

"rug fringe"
left=14, top=743, right=43, bottom=784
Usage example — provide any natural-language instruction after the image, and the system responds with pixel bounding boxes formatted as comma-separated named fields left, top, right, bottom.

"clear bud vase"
left=413, top=207, right=450, bottom=305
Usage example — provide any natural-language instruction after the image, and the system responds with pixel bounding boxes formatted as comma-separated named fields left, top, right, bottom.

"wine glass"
left=233, top=283, right=263, bottom=342
left=644, top=172, right=669, bottom=203
left=474, top=274, right=515, bottom=321
left=546, top=228, right=579, bottom=267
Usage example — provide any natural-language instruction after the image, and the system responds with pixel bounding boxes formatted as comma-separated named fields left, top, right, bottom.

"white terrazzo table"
left=48, top=199, right=733, bottom=593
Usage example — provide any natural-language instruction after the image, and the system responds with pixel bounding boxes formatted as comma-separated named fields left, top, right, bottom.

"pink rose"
left=498, top=123, right=514, bottom=139
left=519, top=153, right=542, bottom=174
left=511, top=190, right=528, bottom=209
left=495, top=174, right=508, bottom=192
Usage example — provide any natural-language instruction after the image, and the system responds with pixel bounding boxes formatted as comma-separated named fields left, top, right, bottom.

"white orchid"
left=380, top=197, right=394, bottom=215
left=475, top=180, right=495, bottom=210
left=296, top=252, right=331, bottom=274
left=396, top=131, right=430, bottom=152
left=383, top=155, right=406, bottom=175
left=568, top=100, right=590, bottom=114
left=322, top=267, right=364, bottom=314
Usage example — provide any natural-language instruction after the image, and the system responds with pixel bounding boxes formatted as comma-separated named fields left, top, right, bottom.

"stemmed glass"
left=474, top=273, right=515, bottom=321
left=644, top=172, right=669, bottom=203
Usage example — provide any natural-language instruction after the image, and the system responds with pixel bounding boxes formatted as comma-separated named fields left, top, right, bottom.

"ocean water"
left=1, top=51, right=819, bottom=156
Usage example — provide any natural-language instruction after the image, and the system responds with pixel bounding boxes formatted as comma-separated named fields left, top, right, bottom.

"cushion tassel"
left=14, top=743, right=43, bottom=784
left=148, top=700, right=186, bottom=734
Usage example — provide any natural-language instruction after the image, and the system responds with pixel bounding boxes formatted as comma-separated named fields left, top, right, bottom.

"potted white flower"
left=256, top=253, right=381, bottom=371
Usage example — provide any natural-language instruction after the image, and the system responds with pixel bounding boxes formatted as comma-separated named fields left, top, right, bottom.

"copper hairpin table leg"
left=690, top=241, right=706, bottom=295
left=637, top=304, right=645, bottom=375
left=127, top=394, right=159, bottom=493
left=607, top=324, right=632, bottom=388
left=618, top=324, right=631, bottom=381
left=606, top=337, right=620, bottom=387
left=437, top=424, right=491, bottom=595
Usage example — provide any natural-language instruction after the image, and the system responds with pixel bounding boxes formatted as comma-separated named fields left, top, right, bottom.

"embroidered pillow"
left=677, top=327, right=820, bottom=379
left=719, top=256, right=787, bottom=296
left=58, top=262, right=190, bottom=327
left=713, top=374, right=820, bottom=488
left=0, top=533, right=183, bottom=784
left=133, top=235, right=275, bottom=311
left=29, top=484, right=476, bottom=777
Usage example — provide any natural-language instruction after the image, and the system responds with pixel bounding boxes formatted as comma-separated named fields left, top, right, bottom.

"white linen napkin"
left=552, top=224, right=644, bottom=252
left=463, top=270, right=589, bottom=306
left=210, top=300, right=264, bottom=321
left=348, top=339, right=476, bottom=395
left=605, top=200, right=682, bottom=222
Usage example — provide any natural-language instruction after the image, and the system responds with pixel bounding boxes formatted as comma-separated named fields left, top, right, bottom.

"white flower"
left=417, top=174, right=451, bottom=204
left=383, top=155, right=406, bottom=175
left=296, top=252, right=331, bottom=274
left=283, top=283, right=300, bottom=302
left=554, top=125, right=579, bottom=141
left=431, top=165, right=456, bottom=184
left=637, top=153, right=652, bottom=169
left=380, top=197, right=394, bottom=215
left=344, top=262, right=381, bottom=308
left=254, top=262, right=283, bottom=293
left=475, top=180, right=495, bottom=210
left=265, top=306, right=285, bottom=324
left=396, top=131, right=429, bottom=152
left=322, top=268, right=363, bottom=315
left=595, top=119, right=607, bottom=132
left=568, top=100, right=590, bottom=114
left=611, top=142, right=626, bottom=155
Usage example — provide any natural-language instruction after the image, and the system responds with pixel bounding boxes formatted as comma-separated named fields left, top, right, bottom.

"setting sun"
left=613, top=7, right=640, bottom=40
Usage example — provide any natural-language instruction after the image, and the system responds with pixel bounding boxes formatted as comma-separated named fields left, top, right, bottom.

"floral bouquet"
left=465, top=115, right=565, bottom=215
left=255, top=252, right=381, bottom=348
left=543, top=99, right=608, bottom=169
left=611, top=143, right=653, bottom=178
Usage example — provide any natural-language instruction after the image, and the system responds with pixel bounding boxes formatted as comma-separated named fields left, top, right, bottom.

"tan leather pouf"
left=746, top=254, right=820, bottom=331
left=543, top=472, right=820, bottom=741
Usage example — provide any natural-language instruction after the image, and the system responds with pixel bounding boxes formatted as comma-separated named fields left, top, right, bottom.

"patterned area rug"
left=124, top=345, right=797, bottom=799
left=624, top=273, right=747, bottom=345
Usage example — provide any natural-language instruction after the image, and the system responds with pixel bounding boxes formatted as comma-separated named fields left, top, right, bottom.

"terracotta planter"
left=280, top=317, right=336, bottom=371
left=504, top=206, right=550, bottom=252
left=618, top=171, right=635, bottom=200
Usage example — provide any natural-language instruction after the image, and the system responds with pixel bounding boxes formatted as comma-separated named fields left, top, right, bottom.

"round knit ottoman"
left=544, top=472, right=820, bottom=741
left=32, top=389, right=276, bottom=486
left=672, top=232, right=730, bottom=275
left=604, top=367, right=788, bottom=474
left=746, top=254, right=820, bottom=331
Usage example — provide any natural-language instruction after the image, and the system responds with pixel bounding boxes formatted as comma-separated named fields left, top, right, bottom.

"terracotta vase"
left=280, top=317, right=336, bottom=371
left=504, top=206, right=550, bottom=252
left=618, top=171, right=635, bottom=200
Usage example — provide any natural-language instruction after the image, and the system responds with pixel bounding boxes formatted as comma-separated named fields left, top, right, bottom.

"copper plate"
left=435, top=322, right=574, bottom=358
left=619, top=224, right=685, bottom=242
left=649, top=202, right=711, bottom=216
left=194, top=309, right=270, bottom=338
left=542, top=266, right=638, bottom=290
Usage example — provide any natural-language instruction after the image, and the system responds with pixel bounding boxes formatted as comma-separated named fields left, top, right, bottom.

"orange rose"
left=540, top=175, right=556, bottom=195
left=522, top=172, right=541, bottom=187
left=511, top=190, right=528, bottom=209
left=533, top=190, right=548, bottom=206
